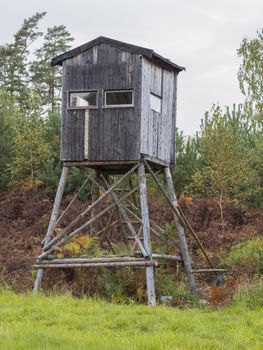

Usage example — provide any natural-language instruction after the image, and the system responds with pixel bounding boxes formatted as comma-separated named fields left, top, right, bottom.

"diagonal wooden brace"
left=44, top=163, right=140, bottom=251
left=38, top=186, right=139, bottom=260
left=100, top=173, right=148, bottom=257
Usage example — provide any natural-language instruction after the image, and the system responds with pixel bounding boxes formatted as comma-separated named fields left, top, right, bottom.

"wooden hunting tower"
left=34, top=37, right=216, bottom=305
left=52, top=36, right=184, bottom=166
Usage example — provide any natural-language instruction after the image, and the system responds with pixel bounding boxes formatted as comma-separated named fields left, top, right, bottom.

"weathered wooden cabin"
left=52, top=36, right=184, bottom=167
left=34, top=38, right=208, bottom=304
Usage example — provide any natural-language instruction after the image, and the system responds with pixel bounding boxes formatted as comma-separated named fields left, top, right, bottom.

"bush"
left=154, top=267, right=198, bottom=307
left=223, top=238, right=263, bottom=276
left=96, top=267, right=135, bottom=301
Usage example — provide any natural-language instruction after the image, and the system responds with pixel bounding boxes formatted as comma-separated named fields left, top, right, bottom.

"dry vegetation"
left=1, top=185, right=262, bottom=307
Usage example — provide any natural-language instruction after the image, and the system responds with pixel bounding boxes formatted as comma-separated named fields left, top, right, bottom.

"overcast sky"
left=1, top=0, right=262, bottom=134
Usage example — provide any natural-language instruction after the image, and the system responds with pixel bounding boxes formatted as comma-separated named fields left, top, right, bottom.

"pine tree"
left=30, top=25, right=74, bottom=113
left=0, top=12, right=46, bottom=111
left=0, top=88, right=19, bottom=191
left=172, top=130, right=200, bottom=196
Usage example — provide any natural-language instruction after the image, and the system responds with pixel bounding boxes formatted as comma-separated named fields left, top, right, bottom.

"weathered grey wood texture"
left=140, top=58, right=177, bottom=164
left=138, top=163, right=156, bottom=306
left=60, top=41, right=180, bottom=166
left=33, top=166, right=68, bottom=294
left=61, top=44, right=141, bottom=162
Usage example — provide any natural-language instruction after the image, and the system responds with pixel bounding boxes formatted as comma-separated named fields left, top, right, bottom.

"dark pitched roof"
left=51, top=36, right=185, bottom=72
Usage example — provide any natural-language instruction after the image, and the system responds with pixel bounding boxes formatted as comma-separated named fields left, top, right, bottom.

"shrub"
left=223, top=238, right=263, bottom=276
left=56, top=236, right=102, bottom=258
left=96, top=267, right=135, bottom=301
left=154, top=267, right=198, bottom=307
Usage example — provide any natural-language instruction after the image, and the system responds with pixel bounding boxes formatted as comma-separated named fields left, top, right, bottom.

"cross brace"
left=33, top=159, right=208, bottom=305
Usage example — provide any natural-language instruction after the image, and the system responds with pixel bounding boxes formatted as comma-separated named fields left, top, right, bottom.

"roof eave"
left=51, top=36, right=185, bottom=72
left=152, top=52, right=185, bottom=72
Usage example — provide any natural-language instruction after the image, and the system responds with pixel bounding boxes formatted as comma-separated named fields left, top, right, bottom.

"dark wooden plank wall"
left=61, top=44, right=142, bottom=161
left=61, top=68, right=85, bottom=161
left=140, top=58, right=176, bottom=164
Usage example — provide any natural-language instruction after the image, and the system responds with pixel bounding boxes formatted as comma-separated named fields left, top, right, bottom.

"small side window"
left=150, top=93, right=161, bottom=113
left=69, top=91, right=98, bottom=108
left=104, top=90, right=134, bottom=107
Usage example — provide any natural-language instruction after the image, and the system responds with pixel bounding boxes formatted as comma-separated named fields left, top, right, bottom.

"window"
left=104, top=90, right=134, bottom=107
left=69, top=91, right=98, bottom=108
left=150, top=93, right=161, bottom=113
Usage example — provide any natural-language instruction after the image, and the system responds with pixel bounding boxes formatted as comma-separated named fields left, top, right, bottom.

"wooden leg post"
left=164, top=167, right=198, bottom=296
left=91, top=170, right=100, bottom=234
left=138, top=162, right=156, bottom=306
left=33, top=165, right=68, bottom=294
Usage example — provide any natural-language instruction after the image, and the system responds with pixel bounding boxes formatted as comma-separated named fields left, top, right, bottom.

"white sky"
left=1, top=0, right=262, bottom=134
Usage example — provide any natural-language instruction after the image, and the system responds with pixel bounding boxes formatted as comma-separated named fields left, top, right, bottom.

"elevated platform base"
left=33, top=159, right=214, bottom=305
left=64, top=155, right=171, bottom=174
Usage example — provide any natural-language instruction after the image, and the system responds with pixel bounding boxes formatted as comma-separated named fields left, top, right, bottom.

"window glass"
left=150, top=93, right=161, bottom=113
left=105, top=90, right=133, bottom=106
left=69, top=91, right=97, bottom=108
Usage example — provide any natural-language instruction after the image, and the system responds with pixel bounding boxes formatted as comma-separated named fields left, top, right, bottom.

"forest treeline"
left=0, top=13, right=262, bottom=209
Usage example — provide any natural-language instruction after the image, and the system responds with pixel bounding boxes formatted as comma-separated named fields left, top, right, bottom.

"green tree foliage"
left=237, top=29, right=263, bottom=126
left=0, top=89, right=19, bottom=190
left=0, top=13, right=77, bottom=194
left=224, top=238, right=263, bottom=276
left=172, top=130, right=200, bottom=196
left=0, top=12, right=46, bottom=111
left=9, top=113, right=50, bottom=185
left=187, top=105, right=262, bottom=209
left=30, top=25, right=74, bottom=112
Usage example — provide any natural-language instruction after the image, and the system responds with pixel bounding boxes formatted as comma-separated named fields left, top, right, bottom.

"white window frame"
left=68, top=90, right=99, bottom=109
left=103, top=89, right=134, bottom=108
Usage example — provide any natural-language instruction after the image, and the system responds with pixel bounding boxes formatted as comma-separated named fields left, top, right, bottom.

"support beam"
left=101, top=174, right=148, bottom=257
left=177, top=205, right=214, bottom=268
left=99, top=205, right=118, bottom=251
left=124, top=204, right=162, bottom=239
left=132, top=253, right=182, bottom=262
left=39, top=257, right=147, bottom=264
left=138, top=162, right=156, bottom=306
left=125, top=200, right=164, bottom=237
left=131, top=226, right=143, bottom=251
left=44, top=163, right=140, bottom=251
left=91, top=170, right=100, bottom=234
left=111, top=174, right=163, bottom=241
left=34, top=260, right=158, bottom=269
left=55, top=171, right=94, bottom=227
left=164, top=167, right=198, bottom=296
left=38, top=186, right=139, bottom=260
left=102, top=174, right=129, bottom=247
left=117, top=208, right=129, bottom=246
left=33, top=165, right=68, bottom=294
left=152, top=253, right=182, bottom=262
left=144, top=159, right=213, bottom=268
left=129, top=177, right=139, bottom=208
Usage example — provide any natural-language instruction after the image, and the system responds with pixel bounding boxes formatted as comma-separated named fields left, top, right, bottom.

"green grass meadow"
left=0, top=290, right=262, bottom=350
